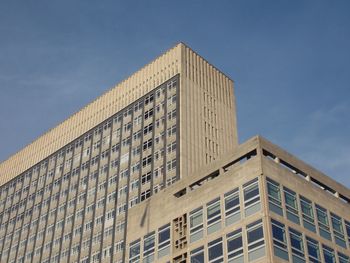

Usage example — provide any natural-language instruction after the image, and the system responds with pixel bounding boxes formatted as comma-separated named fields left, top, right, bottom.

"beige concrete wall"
left=179, top=44, right=238, bottom=178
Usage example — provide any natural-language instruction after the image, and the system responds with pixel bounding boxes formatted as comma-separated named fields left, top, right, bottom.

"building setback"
left=0, top=43, right=349, bottom=263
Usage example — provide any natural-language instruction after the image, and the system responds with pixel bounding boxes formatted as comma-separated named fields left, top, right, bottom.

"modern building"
left=0, top=43, right=349, bottom=263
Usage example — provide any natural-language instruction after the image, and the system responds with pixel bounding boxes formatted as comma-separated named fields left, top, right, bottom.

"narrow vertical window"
left=267, top=178, right=283, bottom=216
left=243, top=178, right=261, bottom=217
left=226, top=228, right=243, bottom=262
left=289, top=227, right=305, bottom=263
left=190, top=246, right=204, bottom=263
left=129, top=240, right=140, bottom=263
left=271, top=219, right=289, bottom=261
left=158, top=224, right=170, bottom=259
left=306, top=236, right=320, bottom=263
left=330, top=213, right=346, bottom=248
left=300, top=196, right=316, bottom=232
left=315, top=204, right=331, bottom=241
left=189, top=207, right=204, bottom=243
left=143, top=232, right=155, bottom=263
left=207, top=198, right=222, bottom=234
left=284, top=187, right=299, bottom=224
left=224, top=188, right=240, bottom=226
left=322, top=245, right=335, bottom=263
left=345, top=220, right=350, bottom=246
left=208, top=238, right=223, bottom=263
left=246, top=219, right=265, bottom=261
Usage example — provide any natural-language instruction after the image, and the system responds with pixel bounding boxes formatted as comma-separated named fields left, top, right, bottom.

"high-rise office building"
left=0, top=43, right=349, bottom=263
left=0, top=43, right=238, bottom=263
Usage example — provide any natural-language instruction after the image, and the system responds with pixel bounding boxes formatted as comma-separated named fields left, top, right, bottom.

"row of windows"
left=190, top=219, right=265, bottom=263
left=189, top=177, right=261, bottom=243
left=271, top=218, right=349, bottom=263
left=129, top=224, right=171, bottom=263
left=266, top=177, right=350, bottom=250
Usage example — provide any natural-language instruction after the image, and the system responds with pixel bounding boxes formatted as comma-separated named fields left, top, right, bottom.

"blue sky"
left=0, top=0, right=349, bottom=187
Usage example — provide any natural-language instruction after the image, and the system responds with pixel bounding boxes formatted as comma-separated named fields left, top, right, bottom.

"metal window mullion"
left=96, top=123, right=114, bottom=261
left=75, top=135, right=94, bottom=262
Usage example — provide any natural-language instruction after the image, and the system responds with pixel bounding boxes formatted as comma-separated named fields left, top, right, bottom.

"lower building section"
left=125, top=136, right=350, bottom=263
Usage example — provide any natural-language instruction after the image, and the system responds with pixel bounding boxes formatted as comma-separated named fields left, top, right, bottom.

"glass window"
left=345, top=220, right=350, bottom=245
left=271, top=219, right=289, bottom=261
left=143, top=232, right=155, bottom=262
left=243, top=178, right=261, bottom=217
left=190, top=246, right=204, bottom=263
left=322, top=245, right=335, bottom=263
left=208, top=238, right=223, bottom=263
left=158, top=224, right=170, bottom=259
left=129, top=240, right=140, bottom=263
left=226, top=228, right=243, bottom=262
left=300, top=196, right=316, bottom=233
left=246, top=219, right=265, bottom=261
left=207, top=198, right=221, bottom=234
left=289, top=227, right=305, bottom=263
left=306, top=236, right=320, bottom=263
left=315, top=204, right=331, bottom=241
left=267, top=178, right=283, bottom=216
left=284, top=187, right=300, bottom=224
left=224, top=188, right=240, bottom=226
left=330, top=213, right=346, bottom=248
left=189, top=207, right=204, bottom=243
left=338, top=252, right=350, bottom=263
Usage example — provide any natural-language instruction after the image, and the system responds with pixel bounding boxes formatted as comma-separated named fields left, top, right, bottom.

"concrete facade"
left=125, top=136, right=350, bottom=263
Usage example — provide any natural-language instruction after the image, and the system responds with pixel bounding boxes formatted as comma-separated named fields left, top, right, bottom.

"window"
left=133, top=130, right=141, bottom=141
left=289, top=227, right=305, bottom=263
left=315, top=204, right=331, bottom=241
left=267, top=178, right=283, bottom=216
left=140, top=189, right=151, bottom=201
left=167, top=141, right=176, bottom=154
left=246, top=219, right=265, bottom=261
left=142, top=155, right=152, bottom=167
left=144, top=108, right=153, bottom=120
left=134, top=101, right=143, bottom=112
left=167, top=125, right=176, bottom=137
left=167, top=159, right=176, bottom=172
left=144, top=94, right=154, bottom=105
left=141, top=172, right=152, bottom=185
left=189, top=207, right=204, bottom=243
left=208, top=238, right=223, bottom=263
left=190, top=246, right=204, bottom=263
left=284, top=187, right=300, bottom=224
left=300, top=196, right=316, bottom=232
left=129, top=240, right=140, bottom=263
left=167, top=109, right=176, bottom=120
left=207, top=198, right=221, bottom=234
left=322, top=245, right=335, bottom=263
left=122, top=137, right=131, bottom=147
left=338, top=252, right=350, bottom=263
left=143, top=123, right=153, bottom=135
left=306, top=237, right=320, bottom=263
left=158, top=224, right=171, bottom=258
left=345, top=220, right=350, bottom=245
left=330, top=213, right=346, bottom=248
left=224, top=188, right=240, bottom=226
left=227, top=228, right=243, bottom=262
left=243, top=178, right=261, bottom=217
left=271, top=219, right=289, bottom=261
left=143, top=139, right=153, bottom=151
left=143, top=232, right=155, bottom=262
